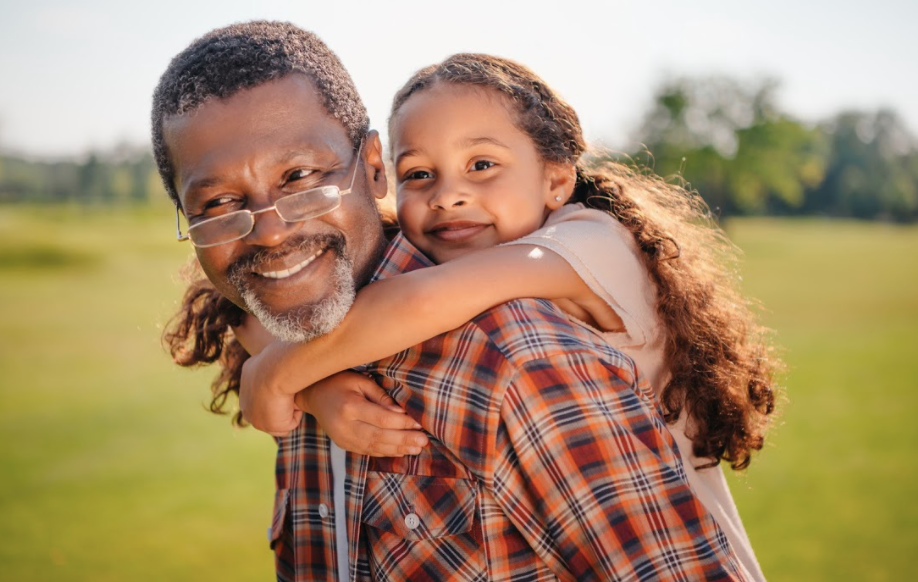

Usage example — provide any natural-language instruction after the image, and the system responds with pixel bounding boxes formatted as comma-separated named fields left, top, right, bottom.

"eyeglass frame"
left=175, top=140, right=364, bottom=248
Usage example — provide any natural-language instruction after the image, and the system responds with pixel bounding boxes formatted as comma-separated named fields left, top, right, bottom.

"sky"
left=0, top=0, right=916, bottom=158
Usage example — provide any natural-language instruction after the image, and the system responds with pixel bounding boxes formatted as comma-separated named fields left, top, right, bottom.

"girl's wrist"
left=294, top=385, right=315, bottom=414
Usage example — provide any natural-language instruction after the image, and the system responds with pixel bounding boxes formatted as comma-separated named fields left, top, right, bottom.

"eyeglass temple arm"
left=175, top=205, right=189, bottom=242
left=338, top=139, right=365, bottom=197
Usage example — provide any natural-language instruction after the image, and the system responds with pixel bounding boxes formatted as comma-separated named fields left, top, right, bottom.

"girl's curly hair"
left=163, top=263, right=250, bottom=427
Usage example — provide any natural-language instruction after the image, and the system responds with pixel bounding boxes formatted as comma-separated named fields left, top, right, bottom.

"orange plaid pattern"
left=271, top=233, right=746, bottom=581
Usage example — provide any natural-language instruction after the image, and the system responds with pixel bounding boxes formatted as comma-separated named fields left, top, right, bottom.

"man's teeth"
left=259, top=249, right=325, bottom=279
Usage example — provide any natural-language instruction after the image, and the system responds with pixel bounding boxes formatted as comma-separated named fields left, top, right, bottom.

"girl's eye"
left=403, top=169, right=433, bottom=181
left=471, top=160, right=495, bottom=172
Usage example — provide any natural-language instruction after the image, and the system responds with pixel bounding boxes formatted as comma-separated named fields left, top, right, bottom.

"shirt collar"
left=370, top=232, right=434, bottom=282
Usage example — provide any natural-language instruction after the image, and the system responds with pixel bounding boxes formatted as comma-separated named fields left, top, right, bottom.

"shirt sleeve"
left=490, top=350, right=745, bottom=582
left=503, top=205, right=660, bottom=349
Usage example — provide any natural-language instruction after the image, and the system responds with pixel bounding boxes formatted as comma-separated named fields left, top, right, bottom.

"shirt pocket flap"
left=268, top=488, right=290, bottom=549
left=361, top=472, right=476, bottom=540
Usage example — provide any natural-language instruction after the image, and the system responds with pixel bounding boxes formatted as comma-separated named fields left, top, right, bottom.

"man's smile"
left=256, top=248, right=326, bottom=279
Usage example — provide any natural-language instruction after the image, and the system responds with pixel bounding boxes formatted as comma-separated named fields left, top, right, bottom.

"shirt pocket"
left=361, top=472, right=478, bottom=540
left=268, top=488, right=290, bottom=549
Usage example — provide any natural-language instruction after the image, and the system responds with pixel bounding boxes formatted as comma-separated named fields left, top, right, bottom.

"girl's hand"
left=231, top=314, right=275, bottom=356
left=239, top=346, right=302, bottom=436
left=295, top=371, right=429, bottom=457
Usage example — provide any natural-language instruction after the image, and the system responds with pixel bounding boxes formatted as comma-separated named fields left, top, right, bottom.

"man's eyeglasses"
left=175, top=141, right=363, bottom=248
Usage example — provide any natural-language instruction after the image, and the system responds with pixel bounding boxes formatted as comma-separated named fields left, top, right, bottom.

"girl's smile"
left=425, top=220, right=492, bottom=243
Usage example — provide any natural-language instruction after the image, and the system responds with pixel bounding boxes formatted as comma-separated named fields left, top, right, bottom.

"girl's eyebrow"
left=395, top=137, right=511, bottom=166
left=394, top=148, right=420, bottom=167
left=457, top=136, right=510, bottom=149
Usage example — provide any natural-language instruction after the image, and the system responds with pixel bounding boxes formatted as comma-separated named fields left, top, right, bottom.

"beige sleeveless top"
left=506, top=204, right=766, bottom=582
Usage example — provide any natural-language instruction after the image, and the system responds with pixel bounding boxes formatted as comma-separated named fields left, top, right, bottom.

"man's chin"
left=245, top=298, right=316, bottom=343
left=240, top=256, right=357, bottom=343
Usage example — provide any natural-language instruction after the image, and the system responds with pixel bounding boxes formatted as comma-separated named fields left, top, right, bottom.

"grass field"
left=1, top=205, right=916, bottom=581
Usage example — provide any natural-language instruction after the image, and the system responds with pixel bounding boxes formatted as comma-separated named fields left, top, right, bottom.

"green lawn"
left=1, top=206, right=915, bottom=581
left=725, top=218, right=918, bottom=581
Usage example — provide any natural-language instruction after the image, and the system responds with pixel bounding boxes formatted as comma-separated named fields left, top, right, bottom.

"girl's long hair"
left=163, top=263, right=250, bottom=427
left=389, top=54, right=780, bottom=469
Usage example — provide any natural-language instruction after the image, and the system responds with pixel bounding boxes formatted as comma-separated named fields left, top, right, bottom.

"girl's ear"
left=544, top=162, right=577, bottom=210
left=363, top=130, right=389, bottom=200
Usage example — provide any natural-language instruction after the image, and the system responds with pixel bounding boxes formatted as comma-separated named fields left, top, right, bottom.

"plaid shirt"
left=271, top=233, right=745, bottom=582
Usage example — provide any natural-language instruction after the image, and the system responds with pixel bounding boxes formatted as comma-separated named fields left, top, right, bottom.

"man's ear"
left=363, top=130, right=389, bottom=200
left=544, top=162, right=576, bottom=210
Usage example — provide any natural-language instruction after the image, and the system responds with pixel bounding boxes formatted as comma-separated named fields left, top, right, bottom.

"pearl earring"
left=554, top=195, right=562, bottom=202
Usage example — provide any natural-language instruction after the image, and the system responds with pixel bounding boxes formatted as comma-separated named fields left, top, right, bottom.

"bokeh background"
left=1, top=1, right=916, bottom=580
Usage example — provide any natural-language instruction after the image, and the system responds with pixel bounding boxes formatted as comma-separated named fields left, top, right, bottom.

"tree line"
left=0, top=143, right=165, bottom=206
left=2, top=75, right=916, bottom=222
left=619, top=76, right=918, bottom=222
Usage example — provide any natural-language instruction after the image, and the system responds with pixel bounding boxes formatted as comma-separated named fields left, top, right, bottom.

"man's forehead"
left=163, top=75, right=354, bottom=184
left=165, top=74, right=343, bottom=136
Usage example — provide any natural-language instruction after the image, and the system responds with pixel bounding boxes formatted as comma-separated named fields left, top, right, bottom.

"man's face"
left=164, top=74, right=388, bottom=341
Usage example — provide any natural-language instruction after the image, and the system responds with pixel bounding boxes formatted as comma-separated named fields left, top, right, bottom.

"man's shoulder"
left=467, top=297, right=635, bottom=379
left=372, top=233, right=636, bottom=378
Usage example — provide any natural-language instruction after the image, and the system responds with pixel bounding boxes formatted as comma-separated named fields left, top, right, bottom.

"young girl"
left=166, top=54, right=778, bottom=581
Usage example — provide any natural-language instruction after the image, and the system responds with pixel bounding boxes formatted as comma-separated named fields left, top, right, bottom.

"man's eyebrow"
left=185, top=176, right=224, bottom=193
left=274, top=149, right=330, bottom=165
left=185, top=149, right=333, bottom=194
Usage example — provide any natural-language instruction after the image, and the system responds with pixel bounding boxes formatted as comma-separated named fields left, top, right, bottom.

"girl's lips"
left=426, top=221, right=490, bottom=242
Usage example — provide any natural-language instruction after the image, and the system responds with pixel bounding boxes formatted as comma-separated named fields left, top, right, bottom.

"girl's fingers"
left=349, top=399, right=422, bottom=430
left=349, top=424, right=428, bottom=457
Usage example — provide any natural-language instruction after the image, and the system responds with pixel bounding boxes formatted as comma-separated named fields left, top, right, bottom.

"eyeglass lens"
left=187, top=186, right=344, bottom=247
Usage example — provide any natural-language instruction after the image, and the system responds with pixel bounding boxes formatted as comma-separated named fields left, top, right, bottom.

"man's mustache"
left=227, top=233, right=347, bottom=285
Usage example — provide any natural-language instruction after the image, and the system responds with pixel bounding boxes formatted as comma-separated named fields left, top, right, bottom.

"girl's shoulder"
left=543, top=202, right=621, bottom=228
left=507, top=203, right=662, bottom=351
left=526, top=203, right=642, bottom=267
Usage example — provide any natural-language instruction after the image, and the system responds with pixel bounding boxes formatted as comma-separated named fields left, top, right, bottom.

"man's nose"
left=428, top=177, right=470, bottom=210
left=243, top=204, right=302, bottom=248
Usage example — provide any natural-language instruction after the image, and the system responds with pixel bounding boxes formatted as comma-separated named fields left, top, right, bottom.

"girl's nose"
left=428, top=178, right=469, bottom=210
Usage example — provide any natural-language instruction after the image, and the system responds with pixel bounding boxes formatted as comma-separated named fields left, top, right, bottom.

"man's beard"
left=227, top=234, right=356, bottom=343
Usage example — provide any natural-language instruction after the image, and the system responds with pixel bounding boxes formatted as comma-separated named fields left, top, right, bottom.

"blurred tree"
left=78, top=153, right=111, bottom=202
left=806, top=110, right=918, bottom=221
left=0, top=148, right=161, bottom=205
left=631, top=76, right=828, bottom=216
left=110, top=165, right=133, bottom=202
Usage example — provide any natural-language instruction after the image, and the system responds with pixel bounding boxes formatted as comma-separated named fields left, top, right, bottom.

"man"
left=153, top=21, right=745, bottom=581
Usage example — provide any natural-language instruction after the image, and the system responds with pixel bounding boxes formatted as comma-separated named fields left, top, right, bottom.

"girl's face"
left=391, top=83, right=569, bottom=264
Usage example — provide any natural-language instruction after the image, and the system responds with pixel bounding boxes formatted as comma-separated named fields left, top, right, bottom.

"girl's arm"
left=240, top=244, right=621, bottom=433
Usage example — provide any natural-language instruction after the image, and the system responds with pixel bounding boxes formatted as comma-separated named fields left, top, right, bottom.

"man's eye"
left=287, top=168, right=315, bottom=183
left=196, top=196, right=241, bottom=218
left=471, top=160, right=495, bottom=172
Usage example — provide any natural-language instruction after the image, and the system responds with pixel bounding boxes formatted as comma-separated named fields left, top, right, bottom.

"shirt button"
left=318, top=503, right=330, bottom=518
left=404, top=512, right=420, bottom=530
